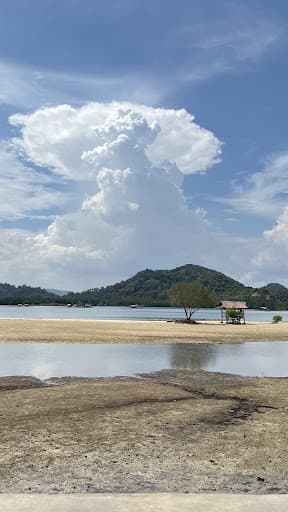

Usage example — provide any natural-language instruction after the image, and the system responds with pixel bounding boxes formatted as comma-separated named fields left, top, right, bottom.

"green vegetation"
left=272, top=315, right=283, bottom=323
left=225, top=308, right=245, bottom=324
left=64, top=264, right=288, bottom=309
left=226, top=308, right=239, bottom=319
left=167, top=281, right=216, bottom=321
left=65, top=264, right=248, bottom=307
left=0, top=283, right=63, bottom=305
left=1, top=263, right=288, bottom=308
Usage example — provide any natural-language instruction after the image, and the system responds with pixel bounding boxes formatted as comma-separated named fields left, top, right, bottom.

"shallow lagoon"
left=1, top=341, right=288, bottom=380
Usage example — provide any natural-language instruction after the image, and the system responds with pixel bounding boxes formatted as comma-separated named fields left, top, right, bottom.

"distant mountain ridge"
left=1, top=265, right=288, bottom=309
left=0, top=283, right=63, bottom=305
left=46, top=288, right=72, bottom=297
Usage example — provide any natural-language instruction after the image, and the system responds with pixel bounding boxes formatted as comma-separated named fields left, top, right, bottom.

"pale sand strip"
left=1, top=494, right=288, bottom=512
left=0, top=318, right=287, bottom=342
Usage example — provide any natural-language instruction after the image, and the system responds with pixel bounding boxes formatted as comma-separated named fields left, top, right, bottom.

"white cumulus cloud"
left=0, top=101, right=225, bottom=288
left=10, top=102, right=222, bottom=178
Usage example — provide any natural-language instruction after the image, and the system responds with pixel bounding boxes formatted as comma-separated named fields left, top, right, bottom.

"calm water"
left=0, top=305, right=286, bottom=322
left=1, top=342, right=288, bottom=380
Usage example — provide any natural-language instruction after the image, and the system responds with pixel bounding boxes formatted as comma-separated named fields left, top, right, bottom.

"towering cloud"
left=1, top=102, right=222, bottom=288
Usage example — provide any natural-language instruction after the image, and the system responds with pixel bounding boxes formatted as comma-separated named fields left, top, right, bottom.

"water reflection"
left=0, top=342, right=287, bottom=379
left=169, top=343, right=217, bottom=370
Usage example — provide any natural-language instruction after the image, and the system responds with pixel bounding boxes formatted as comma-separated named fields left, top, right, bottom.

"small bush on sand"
left=272, top=315, right=283, bottom=323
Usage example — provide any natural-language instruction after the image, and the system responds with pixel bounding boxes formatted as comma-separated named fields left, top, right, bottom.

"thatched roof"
left=219, top=301, right=248, bottom=309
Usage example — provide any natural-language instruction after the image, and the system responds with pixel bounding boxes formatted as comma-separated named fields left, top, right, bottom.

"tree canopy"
left=167, top=281, right=217, bottom=321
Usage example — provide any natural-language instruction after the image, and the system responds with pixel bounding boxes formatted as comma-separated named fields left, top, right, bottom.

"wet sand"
left=0, top=318, right=287, bottom=343
left=0, top=370, right=287, bottom=493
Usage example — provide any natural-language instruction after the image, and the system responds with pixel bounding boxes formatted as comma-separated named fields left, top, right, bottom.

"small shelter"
left=219, top=301, right=248, bottom=324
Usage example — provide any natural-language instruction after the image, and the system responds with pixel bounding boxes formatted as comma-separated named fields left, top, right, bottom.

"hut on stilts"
left=219, top=301, right=248, bottom=324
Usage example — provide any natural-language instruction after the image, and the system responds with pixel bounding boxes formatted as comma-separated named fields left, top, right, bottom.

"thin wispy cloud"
left=217, top=152, right=288, bottom=219
left=0, top=14, right=283, bottom=109
left=170, top=19, right=283, bottom=83
left=0, top=143, right=68, bottom=220
left=0, top=61, right=165, bottom=109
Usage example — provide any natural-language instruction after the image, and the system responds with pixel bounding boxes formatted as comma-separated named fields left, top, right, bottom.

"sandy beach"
left=0, top=318, right=287, bottom=343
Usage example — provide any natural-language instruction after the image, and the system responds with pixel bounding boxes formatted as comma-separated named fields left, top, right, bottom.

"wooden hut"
left=219, top=301, right=248, bottom=324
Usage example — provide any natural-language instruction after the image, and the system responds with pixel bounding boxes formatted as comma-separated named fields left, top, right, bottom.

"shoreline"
left=0, top=318, right=287, bottom=343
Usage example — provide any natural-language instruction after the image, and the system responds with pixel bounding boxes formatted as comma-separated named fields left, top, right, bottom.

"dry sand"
left=0, top=370, right=287, bottom=493
left=0, top=318, right=287, bottom=343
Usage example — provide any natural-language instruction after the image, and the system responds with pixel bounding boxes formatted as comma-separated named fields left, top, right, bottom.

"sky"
left=1, top=0, right=288, bottom=290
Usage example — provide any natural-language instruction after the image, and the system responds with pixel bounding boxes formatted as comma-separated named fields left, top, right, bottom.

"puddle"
left=0, top=342, right=288, bottom=380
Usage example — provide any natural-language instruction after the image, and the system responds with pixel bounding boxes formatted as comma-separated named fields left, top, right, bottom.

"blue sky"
left=0, top=0, right=288, bottom=289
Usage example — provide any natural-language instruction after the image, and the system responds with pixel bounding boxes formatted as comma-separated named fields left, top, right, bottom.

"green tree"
left=167, top=281, right=216, bottom=321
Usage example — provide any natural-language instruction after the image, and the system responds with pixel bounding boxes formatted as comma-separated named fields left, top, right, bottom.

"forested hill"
left=64, top=264, right=288, bottom=309
left=1, top=264, right=288, bottom=308
left=0, top=284, right=62, bottom=305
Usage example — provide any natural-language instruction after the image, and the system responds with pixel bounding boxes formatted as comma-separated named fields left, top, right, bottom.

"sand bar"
left=0, top=318, right=287, bottom=343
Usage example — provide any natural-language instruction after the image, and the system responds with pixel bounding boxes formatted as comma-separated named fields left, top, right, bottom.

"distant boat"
left=130, top=304, right=139, bottom=308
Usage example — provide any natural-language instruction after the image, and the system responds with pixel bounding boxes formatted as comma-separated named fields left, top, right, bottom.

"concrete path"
left=1, top=494, right=288, bottom=511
